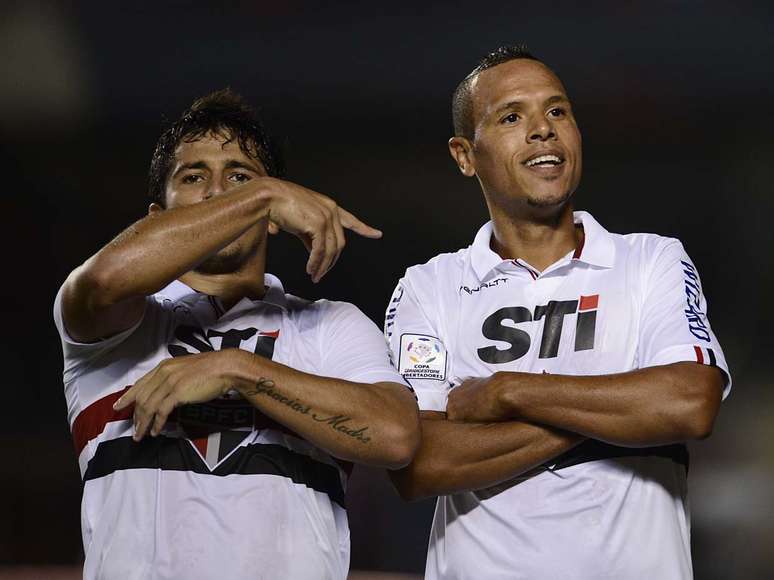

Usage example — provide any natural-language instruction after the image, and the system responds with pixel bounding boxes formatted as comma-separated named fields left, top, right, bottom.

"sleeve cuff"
left=646, top=344, right=732, bottom=400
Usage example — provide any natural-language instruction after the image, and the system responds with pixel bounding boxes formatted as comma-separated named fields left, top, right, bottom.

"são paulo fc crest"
left=399, top=334, right=447, bottom=381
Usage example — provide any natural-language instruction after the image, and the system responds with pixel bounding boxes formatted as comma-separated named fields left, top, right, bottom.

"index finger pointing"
left=113, top=369, right=155, bottom=410
left=337, top=207, right=382, bottom=239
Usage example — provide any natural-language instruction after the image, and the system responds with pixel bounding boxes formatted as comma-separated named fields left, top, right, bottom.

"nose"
left=526, top=116, right=556, bottom=143
left=204, top=174, right=226, bottom=200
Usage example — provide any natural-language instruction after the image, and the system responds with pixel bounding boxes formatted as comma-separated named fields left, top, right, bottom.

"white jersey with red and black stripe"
left=54, top=274, right=406, bottom=580
left=386, top=211, right=730, bottom=580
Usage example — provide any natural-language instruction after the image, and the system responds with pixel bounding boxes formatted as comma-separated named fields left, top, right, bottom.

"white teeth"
left=526, top=154, right=562, bottom=167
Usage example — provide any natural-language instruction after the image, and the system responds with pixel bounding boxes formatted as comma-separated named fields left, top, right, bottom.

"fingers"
left=114, top=362, right=177, bottom=441
left=307, top=226, right=339, bottom=283
left=113, top=364, right=161, bottom=412
left=305, top=230, right=326, bottom=282
left=316, top=217, right=339, bottom=283
left=151, top=396, right=179, bottom=437
left=134, top=378, right=175, bottom=441
left=267, top=180, right=380, bottom=279
left=306, top=202, right=343, bottom=283
left=338, top=207, right=382, bottom=239
left=330, top=207, right=346, bottom=271
left=113, top=381, right=143, bottom=411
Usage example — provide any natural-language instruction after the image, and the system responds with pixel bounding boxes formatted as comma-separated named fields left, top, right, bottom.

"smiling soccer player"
left=386, top=46, right=729, bottom=580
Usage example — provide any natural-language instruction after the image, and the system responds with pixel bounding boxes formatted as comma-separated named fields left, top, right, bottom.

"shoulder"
left=400, top=248, right=468, bottom=295
left=281, top=292, right=315, bottom=313
left=306, top=298, right=371, bottom=326
left=618, top=232, right=688, bottom=273
left=618, top=231, right=684, bottom=257
left=282, top=294, right=376, bottom=333
left=613, top=232, right=693, bottom=294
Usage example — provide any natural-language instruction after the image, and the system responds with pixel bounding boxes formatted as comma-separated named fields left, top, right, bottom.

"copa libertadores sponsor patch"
left=399, top=334, right=447, bottom=381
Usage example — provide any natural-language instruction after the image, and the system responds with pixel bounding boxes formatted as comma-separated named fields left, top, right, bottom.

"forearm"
left=498, top=363, right=723, bottom=447
left=230, top=351, right=420, bottom=469
left=391, top=414, right=582, bottom=500
left=78, top=180, right=274, bottom=305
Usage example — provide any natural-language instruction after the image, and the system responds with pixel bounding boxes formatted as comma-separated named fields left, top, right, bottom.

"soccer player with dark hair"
left=386, top=46, right=730, bottom=579
left=54, top=89, right=419, bottom=580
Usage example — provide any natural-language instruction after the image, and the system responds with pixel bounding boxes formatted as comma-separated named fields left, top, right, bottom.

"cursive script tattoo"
left=310, top=414, right=371, bottom=443
left=242, top=378, right=371, bottom=444
left=243, top=378, right=311, bottom=414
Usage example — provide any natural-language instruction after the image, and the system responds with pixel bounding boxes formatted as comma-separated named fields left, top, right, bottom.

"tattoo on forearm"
left=245, top=378, right=312, bottom=414
left=242, top=378, right=371, bottom=444
left=310, top=414, right=371, bottom=443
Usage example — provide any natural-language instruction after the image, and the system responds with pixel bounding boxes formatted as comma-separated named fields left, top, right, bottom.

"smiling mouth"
left=523, top=154, right=564, bottom=168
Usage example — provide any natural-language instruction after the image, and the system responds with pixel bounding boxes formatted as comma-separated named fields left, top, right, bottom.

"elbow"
left=74, top=256, right=129, bottom=309
left=379, top=419, right=421, bottom=470
left=684, top=407, right=718, bottom=440
left=664, top=363, right=724, bottom=442
left=673, top=385, right=721, bottom=441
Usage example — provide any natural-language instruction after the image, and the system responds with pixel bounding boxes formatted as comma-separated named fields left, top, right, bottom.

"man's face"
left=160, top=132, right=268, bottom=274
left=462, top=59, right=582, bottom=212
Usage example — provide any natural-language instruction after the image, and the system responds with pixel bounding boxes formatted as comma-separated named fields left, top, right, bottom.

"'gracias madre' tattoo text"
left=243, top=378, right=371, bottom=443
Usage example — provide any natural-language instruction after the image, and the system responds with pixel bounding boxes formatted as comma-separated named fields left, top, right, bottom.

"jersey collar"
left=469, top=210, right=616, bottom=282
left=166, top=273, right=289, bottom=311
left=572, top=211, right=615, bottom=269
left=261, top=273, right=289, bottom=310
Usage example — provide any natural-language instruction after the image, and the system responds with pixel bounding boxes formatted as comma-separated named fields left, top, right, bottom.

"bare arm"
left=389, top=410, right=582, bottom=501
left=114, top=349, right=420, bottom=469
left=61, top=177, right=380, bottom=343
left=448, top=362, right=724, bottom=448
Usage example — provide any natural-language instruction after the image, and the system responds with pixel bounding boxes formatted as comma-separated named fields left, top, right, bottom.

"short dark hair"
left=452, top=45, right=542, bottom=139
left=148, top=88, right=284, bottom=206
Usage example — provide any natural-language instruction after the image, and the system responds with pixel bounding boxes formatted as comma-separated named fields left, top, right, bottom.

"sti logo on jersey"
left=168, top=325, right=279, bottom=359
left=478, top=294, right=599, bottom=363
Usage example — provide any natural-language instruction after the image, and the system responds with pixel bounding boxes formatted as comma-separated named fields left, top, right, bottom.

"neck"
left=488, top=203, right=582, bottom=272
left=179, top=255, right=266, bottom=311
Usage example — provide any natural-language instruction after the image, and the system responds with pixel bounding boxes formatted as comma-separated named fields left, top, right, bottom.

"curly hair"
left=148, top=88, right=285, bottom=206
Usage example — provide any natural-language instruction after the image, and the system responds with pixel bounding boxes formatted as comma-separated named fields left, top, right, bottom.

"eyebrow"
left=493, top=94, right=569, bottom=115
left=172, top=159, right=261, bottom=178
left=224, top=159, right=260, bottom=172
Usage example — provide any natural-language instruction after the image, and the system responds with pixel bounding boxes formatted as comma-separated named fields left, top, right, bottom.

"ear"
left=148, top=202, right=164, bottom=215
left=448, top=137, right=476, bottom=177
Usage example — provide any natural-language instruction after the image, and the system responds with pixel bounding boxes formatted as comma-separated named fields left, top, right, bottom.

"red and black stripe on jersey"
left=693, top=345, right=717, bottom=366
left=72, top=388, right=351, bottom=507
left=83, top=436, right=347, bottom=507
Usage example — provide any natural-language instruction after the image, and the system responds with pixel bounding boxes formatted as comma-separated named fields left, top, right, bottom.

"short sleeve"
left=385, top=278, right=450, bottom=412
left=638, top=240, right=731, bottom=398
left=53, top=283, right=147, bottom=382
left=318, top=301, right=410, bottom=388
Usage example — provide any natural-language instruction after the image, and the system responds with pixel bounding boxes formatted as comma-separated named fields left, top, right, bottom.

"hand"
left=113, top=349, right=248, bottom=441
left=262, top=178, right=382, bottom=282
left=446, top=372, right=513, bottom=423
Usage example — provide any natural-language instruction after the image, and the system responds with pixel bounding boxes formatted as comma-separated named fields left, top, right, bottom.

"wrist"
left=233, top=177, right=276, bottom=221
left=494, top=372, right=521, bottom=417
left=251, top=176, right=281, bottom=211
left=224, top=349, right=266, bottom=394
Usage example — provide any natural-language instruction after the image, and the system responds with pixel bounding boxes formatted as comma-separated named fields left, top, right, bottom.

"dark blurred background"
left=1, top=1, right=773, bottom=578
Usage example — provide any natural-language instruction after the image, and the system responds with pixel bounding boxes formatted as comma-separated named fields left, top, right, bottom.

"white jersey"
left=386, top=211, right=730, bottom=580
left=54, top=274, right=406, bottom=580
